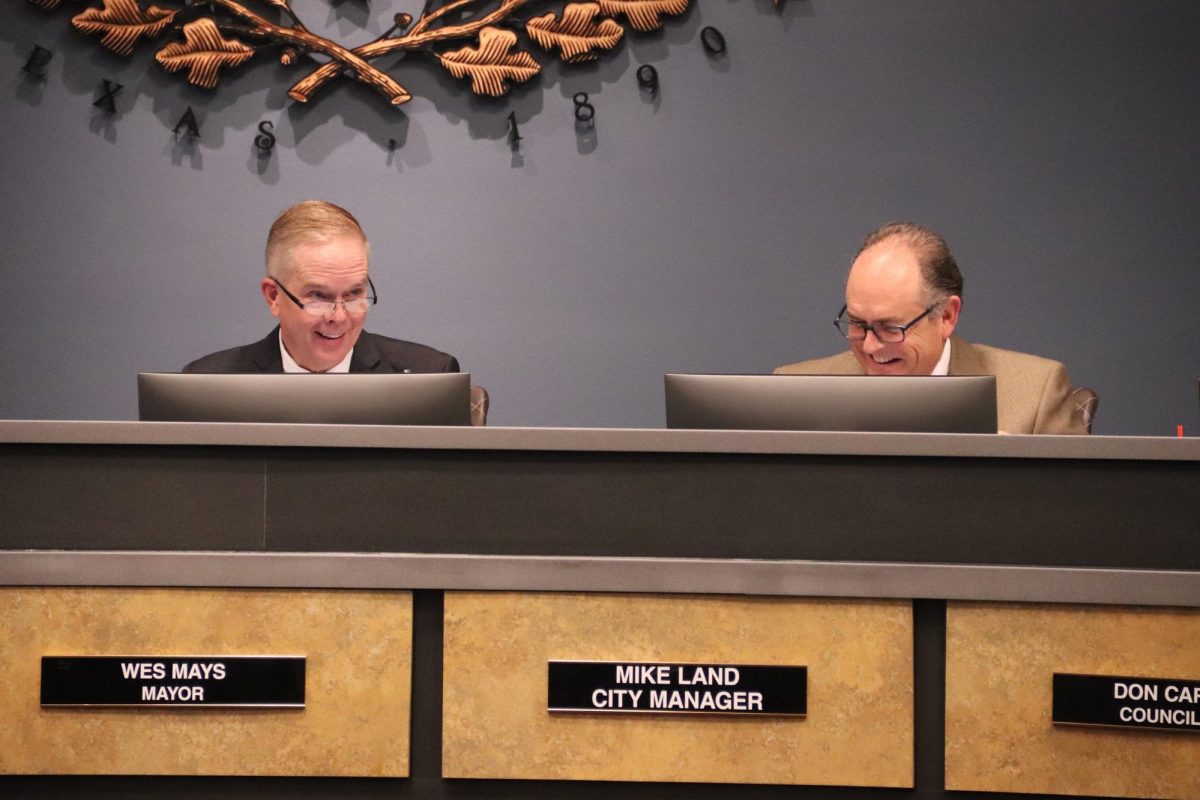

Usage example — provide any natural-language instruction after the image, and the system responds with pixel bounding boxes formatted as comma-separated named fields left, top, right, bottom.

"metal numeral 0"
left=700, top=26, right=727, bottom=56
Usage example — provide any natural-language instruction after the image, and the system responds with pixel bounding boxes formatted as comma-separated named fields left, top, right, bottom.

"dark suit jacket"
left=183, top=327, right=460, bottom=374
left=774, top=335, right=1086, bottom=435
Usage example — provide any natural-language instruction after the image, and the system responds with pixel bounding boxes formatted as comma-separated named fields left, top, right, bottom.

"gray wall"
left=3, top=0, right=1197, bottom=434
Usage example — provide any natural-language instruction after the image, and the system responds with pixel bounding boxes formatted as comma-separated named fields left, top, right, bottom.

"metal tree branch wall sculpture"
left=28, top=0, right=701, bottom=107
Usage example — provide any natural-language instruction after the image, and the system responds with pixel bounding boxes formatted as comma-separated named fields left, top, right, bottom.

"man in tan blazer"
left=775, top=222, right=1087, bottom=435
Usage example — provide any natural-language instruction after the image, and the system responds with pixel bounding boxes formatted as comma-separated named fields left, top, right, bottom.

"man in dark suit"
left=775, top=222, right=1087, bottom=435
left=184, top=200, right=457, bottom=375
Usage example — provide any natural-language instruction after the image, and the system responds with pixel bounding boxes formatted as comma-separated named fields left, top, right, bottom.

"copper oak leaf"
left=526, top=3, right=624, bottom=64
left=438, top=27, right=540, bottom=97
left=597, top=0, right=688, bottom=32
left=71, top=0, right=178, bottom=57
left=156, top=18, right=255, bottom=89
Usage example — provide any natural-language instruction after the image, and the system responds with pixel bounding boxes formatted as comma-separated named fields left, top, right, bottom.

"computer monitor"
left=138, top=372, right=472, bottom=426
left=664, top=374, right=997, bottom=433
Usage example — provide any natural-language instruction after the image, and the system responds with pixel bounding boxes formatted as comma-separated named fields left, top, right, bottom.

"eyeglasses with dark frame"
left=273, top=276, right=377, bottom=317
left=834, top=303, right=937, bottom=344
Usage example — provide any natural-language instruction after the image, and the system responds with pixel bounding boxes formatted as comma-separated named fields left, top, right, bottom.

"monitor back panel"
left=664, top=374, right=997, bottom=433
left=138, top=372, right=472, bottom=426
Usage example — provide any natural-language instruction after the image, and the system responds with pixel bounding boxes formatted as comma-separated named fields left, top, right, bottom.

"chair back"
left=1070, top=386, right=1099, bottom=434
left=470, top=385, right=489, bottom=427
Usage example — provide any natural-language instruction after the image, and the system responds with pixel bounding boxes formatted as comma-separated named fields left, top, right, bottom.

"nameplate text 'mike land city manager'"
left=548, top=661, right=807, bottom=716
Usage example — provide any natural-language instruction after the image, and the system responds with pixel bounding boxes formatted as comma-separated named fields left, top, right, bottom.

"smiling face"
left=261, top=235, right=370, bottom=373
left=844, top=238, right=960, bottom=376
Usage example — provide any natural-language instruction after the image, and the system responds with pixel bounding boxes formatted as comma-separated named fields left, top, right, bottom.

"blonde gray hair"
left=265, top=200, right=370, bottom=281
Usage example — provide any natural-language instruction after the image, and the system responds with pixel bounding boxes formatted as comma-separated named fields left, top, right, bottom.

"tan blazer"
left=774, top=335, right=1087, bottom=435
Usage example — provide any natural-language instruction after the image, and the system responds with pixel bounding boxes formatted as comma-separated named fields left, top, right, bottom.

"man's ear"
left=261, top=278, right=282, bottom=319
left=939, top=295, right=962, bottom=339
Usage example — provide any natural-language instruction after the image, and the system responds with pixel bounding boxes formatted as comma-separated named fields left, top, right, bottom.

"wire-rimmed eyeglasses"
left=274, top=276, right=377, bottom=317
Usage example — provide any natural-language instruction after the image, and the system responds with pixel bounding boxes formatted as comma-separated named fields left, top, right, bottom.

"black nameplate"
left=41, top=656, right=305, bottom=707
left=1053, top=673, right=1200, bottom=733
left=548, top=660, right=806, bottom=716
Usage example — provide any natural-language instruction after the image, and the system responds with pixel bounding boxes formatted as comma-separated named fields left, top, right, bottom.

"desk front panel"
left=2, top=442, right=1196, bottom=571
left=442, top=592, right=913, bottom=786
left=0, top=588, right=412, bottom=777
left=946, top=602, right=1200, bottom=799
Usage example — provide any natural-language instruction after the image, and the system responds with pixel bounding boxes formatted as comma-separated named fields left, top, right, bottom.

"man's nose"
left=861, top=329, right=886, bottom=352
left=324, top=302, right=349, bottom=322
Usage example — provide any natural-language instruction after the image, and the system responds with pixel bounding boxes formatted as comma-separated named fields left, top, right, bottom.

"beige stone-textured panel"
left=443, top=592, right=912, bottom=786
left=946, top=602, right=1200, bottom=799
left=0, top=588, right=411, bottom=776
